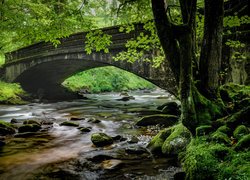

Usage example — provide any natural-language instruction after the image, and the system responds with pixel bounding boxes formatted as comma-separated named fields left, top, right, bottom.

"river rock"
left=70, top=117, right=85, bottom=121
left=18, top=124, right=41, bottom=133
left=91, top=133, right=113, bottom=147
left=60, top=121, right=79, bottom=127
left=79, top=127, right=92, bottom=133
left=10, top=118, right=18, bottom=124
left=0, top=120, right=16, bottom=135
left=101, top=159, right=123, bottom=170
left=41, top=119, right=54, bottom=125
left=125, top=146, right=149, bottom=155
left=23, top=119, right=41, bottom=125
left=128, top=136, right=139, bottom=144
left=88, top=118, right=101, bottom=123
left=117, top=95, right=135, bottom=101
left=135, top=114, right=178, bottom=127
left=157, top=101, right=181, bottom=116
left=161, top=124, right=191, bottom=155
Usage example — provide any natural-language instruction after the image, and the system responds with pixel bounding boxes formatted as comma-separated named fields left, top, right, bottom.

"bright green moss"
left=233, top=125, right=249, bottom=140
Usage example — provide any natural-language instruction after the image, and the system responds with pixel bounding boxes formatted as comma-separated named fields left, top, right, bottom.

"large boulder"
left=161, top=124, right=191, bottom=155
left=0, top=120, right=16, bottom=135
left=148, top=124, right=191, bottom=155
left=157, top=101, right=181, bottom=116
left=135, top=114, right=178, bottom=127
left=91, top=133, right=113, bottom=147
left=147, top=128, right=172, bottom=154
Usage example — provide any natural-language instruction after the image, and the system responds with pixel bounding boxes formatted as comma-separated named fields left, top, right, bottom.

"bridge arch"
left=2, top=24, right=176, bottom=100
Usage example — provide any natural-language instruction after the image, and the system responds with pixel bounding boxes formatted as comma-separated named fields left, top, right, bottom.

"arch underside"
left=13, top=59, right=165, bottom=100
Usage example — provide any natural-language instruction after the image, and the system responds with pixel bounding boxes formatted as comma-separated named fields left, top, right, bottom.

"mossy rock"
left=60, top=121, right=79, bottom=127
left=157, top=101, right=181, bottom=116
left=233, top=125, right=249, bottom=140
left=219, top=84, right=250, bottom=102
left=226, top=106, right=250, bottom=129
left=18, top=124, right=41, bottom=133
left=23, top=119, right=41, bottom=125
left=147, top=128, right=172, bottom=154
left=135, top=114, right=178, bottom=127
left=0, top=120, right=16, bottom=135
left=234, top=134, right=250, bottom=151
left=79, top=127, right=91, bottom=133
left=211, top=131, right=231, bottom=145
left=196, top=125, right=213, bottom=136
left=161, top=124, right=191, bottom=155
left=182, top=139, right=226, bottom=180
left=91, top=133, right=113, bottom=147
left=217, top=125, right=232, bottom=136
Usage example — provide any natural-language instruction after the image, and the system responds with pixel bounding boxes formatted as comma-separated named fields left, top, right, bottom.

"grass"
left=62, top=66, right=156, bottom=93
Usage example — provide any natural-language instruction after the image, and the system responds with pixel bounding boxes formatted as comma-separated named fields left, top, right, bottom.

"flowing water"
left=0, top=89, right=181, bottom=180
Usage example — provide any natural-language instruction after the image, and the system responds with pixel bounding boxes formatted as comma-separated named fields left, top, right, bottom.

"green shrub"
left=0, top=81, right=27, bottom=104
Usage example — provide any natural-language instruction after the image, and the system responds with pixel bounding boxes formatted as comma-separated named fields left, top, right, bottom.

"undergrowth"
left=0, top=81, right=27, bottom=104
left=62, top=66, right=156, bottom=93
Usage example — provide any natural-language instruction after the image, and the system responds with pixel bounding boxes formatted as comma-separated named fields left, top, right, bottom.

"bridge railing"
left=5, top=24, right=145, bottom=64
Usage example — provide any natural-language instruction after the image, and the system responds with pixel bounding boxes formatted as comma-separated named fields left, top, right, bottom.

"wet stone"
left=23, top=119, right=41, bottom=125
left=60, top=121, right=79, bottom=127
left=79, top=127, right=91, bottom=133
left=91, top=133, right=113, bottom=147
left=101, top=159, right=123, bottom=170
left=88, top=118, right=101, bottom=123
left=10, top=118, right=18, bottom=124
left=18, top=124, right=41, bottom=133
left=70, top=117, right=85, bottom=121
left=128, top=136, right=139, bottom=144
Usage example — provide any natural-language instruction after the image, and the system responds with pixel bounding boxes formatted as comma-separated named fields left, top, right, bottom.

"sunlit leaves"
left=85, top=30, right=112, bottom=54
left=224, top=15, right=250, bottom=28
left=114, top=21, right=165, bottom=67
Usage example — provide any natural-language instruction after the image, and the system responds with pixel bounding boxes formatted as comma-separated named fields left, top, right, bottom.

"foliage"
left=85, top=30, right=112, bottom=54
left=0, top=81, right=27, bottom=104
left=114, top=21, right=165, bottom=68
left=0, top=54, right=5, bottom=66
left=62, top=66, right=155, bottom=93
left=0, top=0, right=95, bottom=54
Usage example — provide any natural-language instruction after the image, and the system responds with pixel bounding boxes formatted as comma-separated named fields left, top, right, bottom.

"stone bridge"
left=2, top=24, right=176, bottom=100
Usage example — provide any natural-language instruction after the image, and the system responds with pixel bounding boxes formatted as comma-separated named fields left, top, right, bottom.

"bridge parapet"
left=5, top=24, right=144, bottom=64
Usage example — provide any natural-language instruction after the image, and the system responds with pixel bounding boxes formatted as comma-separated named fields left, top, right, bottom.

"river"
left=0, top=89, right=181, bottom=180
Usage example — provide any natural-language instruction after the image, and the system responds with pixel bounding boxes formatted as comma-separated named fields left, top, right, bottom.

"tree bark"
left=199, top=0, right=224, bottom=98
left=151, top=0, right=181, bottom=83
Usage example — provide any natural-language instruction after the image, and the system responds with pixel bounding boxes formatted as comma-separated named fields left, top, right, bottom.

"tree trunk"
left=199, top=0, right=224, bottom=98
left=152, top=0, right=198, bottom=134
left=151, top=0, right=181, bottom=83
